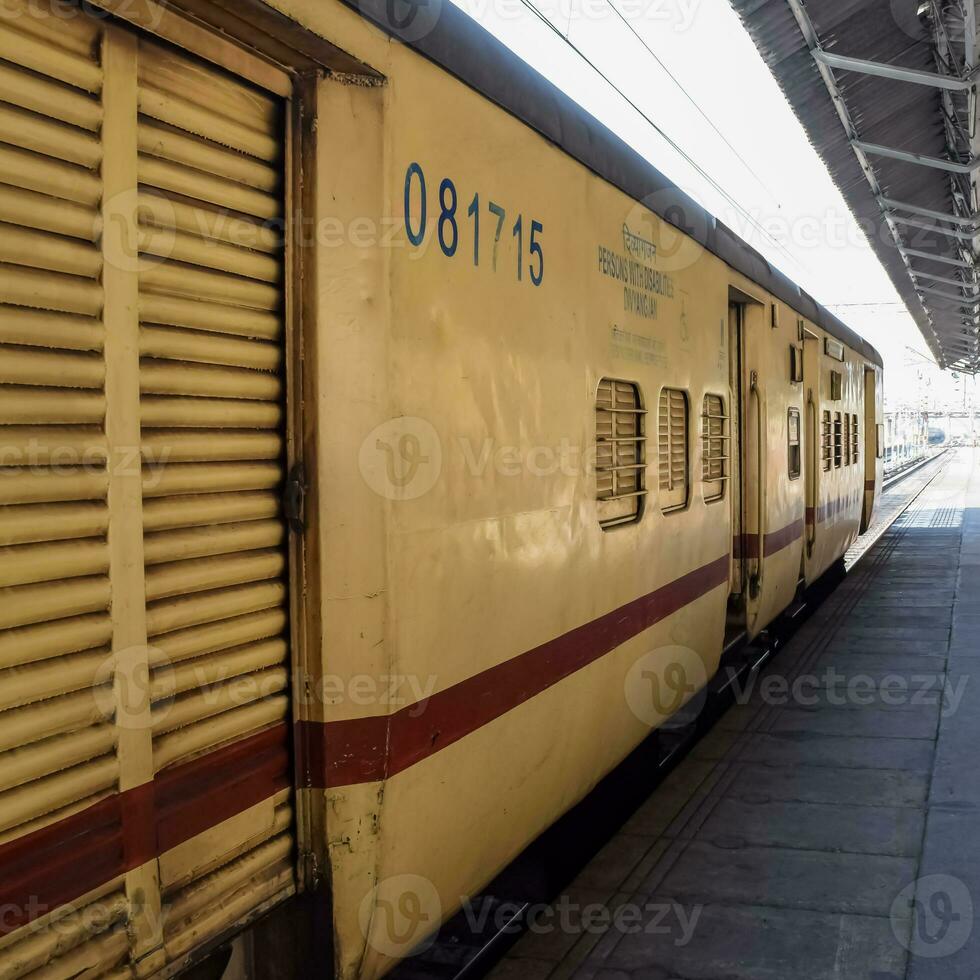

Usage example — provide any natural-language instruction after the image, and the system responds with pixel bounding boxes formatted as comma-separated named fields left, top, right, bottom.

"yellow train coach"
left=0, top=0, right=883, bottom=976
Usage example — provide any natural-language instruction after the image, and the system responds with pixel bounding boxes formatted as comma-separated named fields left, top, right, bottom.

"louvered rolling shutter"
left=659, top=388, right=688, bottom=512
left=135, top=37, right=295, bottom=961
left=0, top=4, right=295, bottom=976
left=0, top=8, right=135, bottom=974
left=595, top=378, right=646, bottom=528
left=701, top=393, right=727, bottom=502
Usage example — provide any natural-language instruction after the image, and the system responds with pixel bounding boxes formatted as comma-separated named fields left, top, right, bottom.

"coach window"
left=660, top=388, right=689, bottom=513
left=822, top=411, right=832, bottom=472
left=701, top=394, right=728, bottom=502
left=596, top=378, right=647, bottom=529
left=834, top=412, right=843, bottom=468
left=788, top=408, right=802, bottom=480
left=843, top=413, right=851, bottom=466
left=852, top=415, right=860, bottom=464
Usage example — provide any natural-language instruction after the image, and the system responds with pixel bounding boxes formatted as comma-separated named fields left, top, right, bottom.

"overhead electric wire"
left=603, top=0, right=774, bottom=200
left=513, top=0, right=801, bottom=270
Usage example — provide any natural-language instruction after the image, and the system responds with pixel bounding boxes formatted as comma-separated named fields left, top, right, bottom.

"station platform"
left=491, top=449, right=980, bottom=980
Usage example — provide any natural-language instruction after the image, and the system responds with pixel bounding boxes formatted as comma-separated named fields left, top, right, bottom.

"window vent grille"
left=659, top=388, right=689, bottom=513
left=596, top=378, right=646, bottom=529
left=701, top=393, right=728, bottom=502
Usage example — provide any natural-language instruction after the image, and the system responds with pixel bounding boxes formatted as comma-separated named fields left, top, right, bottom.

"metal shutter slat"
left=139, top=359, right=281, bottom=400
left=0, top=59, right=102, bottom=130
left=0, top=576, right=111, bottom=629
left=0, top=467, right=107, bottom=504
left=152, top=638, right=287, bottom=701
left=142, top=462, right=283, bottom=498
left=139, top=226, right=282, bottom=283
left=138, top=118, right=280, bottom=192
left=138, top=191, right=281, bottom=254
left=0, top=262, right=103, bottom=315
left=140, top=261, right=280, bottom=310
left=145, top=582, right=286, bottom=638
left=0, top=102, right=102, bottom=169
left=0, top=347, right=103, bottom=387
left=144, top=550, right=285, bottom=602
left=0, top=21, right=102, bottom=92
left=0, top=184, right=100, bottom=241
left=0, top=502, right=109, bottom=546
left=0, top=538, right=109, bottom=588
left=143, top=520, right=285, bottom=565
left=141, top=293, right=281, bottom=340
left=139, top=154, right=279, bottom=219
left=0, top=757, right=117, bottom=841
left=138, top=83, right=278, bottom=160
left=0, top=306, right=103, bottom=352
left=152, top=665, right=287, bottom=735
left=142, top=430, right=282, bottom=464
left=0, top=691, right=106, bottom=754
left=153, top=695, right=288, bottom=773
left=0, top=648, right=107, bottom=712
left=0, top=724, right=115, bottom=792
left=0, top=143, right=102, bottom=205
left=0, top=613, right=112, bottom=670
left=153, top=608, right=287, bottom=666
left=140, top=395, right=282, bottom=429
left=141, top=325, right=281, bottom=370
left=142, top=492, right=280, bottom=533
left=138, top=41, right=279, bottom=136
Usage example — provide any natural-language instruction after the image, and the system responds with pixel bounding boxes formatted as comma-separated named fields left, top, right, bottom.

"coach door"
left=0, top=5, right=298, bottom=976
left=803, top=330, right=821, bottom=559
left=728, top=301, right=745, bottom=599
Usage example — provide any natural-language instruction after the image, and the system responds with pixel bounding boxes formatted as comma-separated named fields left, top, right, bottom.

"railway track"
left=391, top=450, right=955, bottom=980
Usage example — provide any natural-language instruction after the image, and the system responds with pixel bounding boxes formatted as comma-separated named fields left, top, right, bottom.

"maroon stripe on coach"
left=301, top=554, right=731, bottom=790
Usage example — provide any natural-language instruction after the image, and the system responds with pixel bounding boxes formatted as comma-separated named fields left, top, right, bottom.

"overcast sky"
left=448, top=0, right=960, bottom=404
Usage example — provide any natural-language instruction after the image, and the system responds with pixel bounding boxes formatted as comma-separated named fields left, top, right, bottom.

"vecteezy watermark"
left=625, top=646, right=709, bottom=730
left=2, top=0, right=169, bottom=30
left=0, top=442, right=173, bottom=490
left=462, top=895, right=703, bottom=944
left=725, top=666, right=968, bottom=716
left=360, top=874, right=443, bottom=959
left=359, top=417, right=443, bottom=501
left=891, top=875, right=974, bottom=960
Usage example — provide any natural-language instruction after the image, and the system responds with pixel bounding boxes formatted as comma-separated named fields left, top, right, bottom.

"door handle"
left=749, top=371, right=766, bottom=599
left=807, top=390, right=817, bottom=557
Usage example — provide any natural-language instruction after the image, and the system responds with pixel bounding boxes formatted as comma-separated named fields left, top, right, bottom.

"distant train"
left=0, top=0, right=882, bottom=978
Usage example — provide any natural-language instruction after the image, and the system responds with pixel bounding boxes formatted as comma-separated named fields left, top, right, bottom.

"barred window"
left=852, top=415, right=860, bottom=464
left=659, top=388, right=689, bottom=513
left=788, top=408, right=802, bottom=480
left=701, top=394, right=728, bottom=502
left=596, top=378, right=646, bottom=529
left=834, top=412, right=843, bottom=468
left=822, top=410, right=832, bottom=472
left=843, top=412, right=851, bottom=466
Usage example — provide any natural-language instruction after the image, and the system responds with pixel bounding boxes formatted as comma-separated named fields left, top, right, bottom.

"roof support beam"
left=904, top=247, right=977, bottom=267
left=911, top=268, right=979, bottom=288
left=918, top=285, right=980, bottom=303
left=882, top=196, right=980, bottom=227
left=854, top=140, right=980, bottom=174
left=813, top=49, right=980, bottom=90
left=893, top=214, right=979, bottom=240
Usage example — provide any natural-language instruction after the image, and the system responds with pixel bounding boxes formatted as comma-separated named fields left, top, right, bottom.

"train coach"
left=0, top=0, right=884, bottom=977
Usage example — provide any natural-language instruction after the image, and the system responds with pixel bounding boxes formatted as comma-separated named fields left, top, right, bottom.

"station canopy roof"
left=732, top=0, right=980, bottom=372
